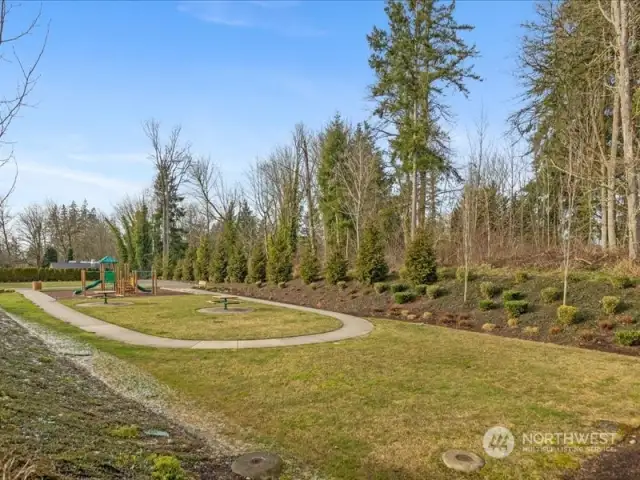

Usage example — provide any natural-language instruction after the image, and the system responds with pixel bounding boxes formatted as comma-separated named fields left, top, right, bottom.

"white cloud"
left=67, top=152, right=148, bottom=164
left=177, top=0, right=326, bottom=37
left=19, top=161, right=147, bottom=192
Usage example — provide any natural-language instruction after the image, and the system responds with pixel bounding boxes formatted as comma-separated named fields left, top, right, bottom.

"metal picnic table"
left=89, top=290, right=117, bottom=304
left=208, top=295, right=240, bottom=311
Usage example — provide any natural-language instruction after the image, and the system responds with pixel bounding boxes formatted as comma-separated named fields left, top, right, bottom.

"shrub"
left=299, top=241, right=320, bottom=284
left=601, top=296, right=621, bottom=315
left=390, top=283, right=409, bottom=293
left=151, top=455, right=186, bottom=480
left=540, top=287, right=561, bottom=304
left=325, top=249, right=348, bottom=285
left=267, top=230, right=293, bottom=284
left=309, top=282, right=318, bottom=290
left=109, top=425, right=139, bottom=439
left=373, top=282, right=387, bottom=294
left=482, top=323, right=496, bottom=331
left=414, top=284, right=427, bottom=295
left=394, top=291, right=417, bottom=304
left=524, top=326, right=539, bottom=335
left=578, top=329, right=596, bottom=342
left=557, top=305, right=579, bottom=325
left=504, top=300, right=529, bottom=318
left=438, top=267, right=456, bottom=279
left=247, top=244, right=267, bottom=283
left=456, top=267, right=475, bottom=283
left=337, top=280, right=347, bottom=290
left=254, top=281, right=263, bottom=288
left=403, top=229, right=437, bottom=285
left=426, top=285, right=446, bottom=299
left=514, top=271, right=529, bottom=283
left=610, top=276, right=633, bottom=289
left=502, top=290, right=523, bottom=301
left=549, top=326, right=562, bottom=335
left=277, top=281, right=287, bottom=289
left=615, top=330, right=640, bottom=346
left=507, top=318, right=519, bottom=327
left=478, top=299, right=496, bottom=311
left=598, top=318, right=616, bottom=330
left=479, top=281, right=500, bottom=299
left=356, top=224, right=388, bottom=284
left=618, top=314, right=635, bottom=325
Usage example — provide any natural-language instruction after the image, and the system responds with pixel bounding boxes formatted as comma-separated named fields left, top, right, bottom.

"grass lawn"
left=60, top=295, right=342, bottom=341
left=0, top=281, right=81, bottom=291
left=2, top=293, right=640, bottom=479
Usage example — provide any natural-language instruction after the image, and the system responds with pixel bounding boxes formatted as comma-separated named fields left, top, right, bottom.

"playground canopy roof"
left=98, top=256, right=118, bottom=264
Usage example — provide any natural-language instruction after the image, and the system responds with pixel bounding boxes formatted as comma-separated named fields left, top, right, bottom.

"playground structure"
left=75, top=256, right=157, bottom=297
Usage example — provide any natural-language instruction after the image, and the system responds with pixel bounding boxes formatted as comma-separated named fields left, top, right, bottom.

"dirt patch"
left=202, top=277, right=640, bottom=358
left=564, top=432, right=640, bottom=480
left=0, top=310, right=239, bottom=479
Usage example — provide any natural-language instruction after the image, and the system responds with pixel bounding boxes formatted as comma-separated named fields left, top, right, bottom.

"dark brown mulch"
left=564, top=432, right=640, bottom=480
left=206, top=278, right=640, bottom=358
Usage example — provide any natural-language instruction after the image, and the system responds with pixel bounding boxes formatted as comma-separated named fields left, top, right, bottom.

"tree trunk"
left=613, top=0, right=636, bottom=260
left=608, top=91, right=619, bottom=250
left=418, top=170, right=426, bottom=229
left=301, top=134, right=316, bottom=253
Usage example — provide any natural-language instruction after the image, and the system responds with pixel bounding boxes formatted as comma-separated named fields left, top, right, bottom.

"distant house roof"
left=99, top=256, right=118, bottom=264
left=50, top=262, right=96, bottom=270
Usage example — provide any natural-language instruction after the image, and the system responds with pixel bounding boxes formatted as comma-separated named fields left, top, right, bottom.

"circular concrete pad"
left=76, top=301, right=134, bottom=307
left=231, top=452, right=282, bottom=479
left=197, top=307, right=253, bottom=314
left=442, top=450, right=485, bottom=472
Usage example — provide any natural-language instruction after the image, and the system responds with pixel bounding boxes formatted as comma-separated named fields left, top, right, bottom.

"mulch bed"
left=206, top=279, right=640, bottom=358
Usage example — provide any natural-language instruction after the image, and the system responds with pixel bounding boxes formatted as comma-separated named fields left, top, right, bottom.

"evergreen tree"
left=209, top=240, right=228, bottom=283
left=133, top=203, right=153, bottom=271
left=247, top=243, right=267, bottom=283
left=181, top=245, right=196, bottom=282
left=356, top=224, right=388, bottom=284
left=299, top=239, right=320, bottom=284
left=43, top=246, right=58, bottom=267
left=195, top=235, right=210, bottom=281
left=267, top=226, right=293, bottom=283
left=404, top=228, right=437, bottom=284
left=66, top=247, right=74, bottom=262
left=228, top=246, right=248, bottom=283
left=368, top=0, right=478, bottom=237
left=324, top=248, right=348, bottom=285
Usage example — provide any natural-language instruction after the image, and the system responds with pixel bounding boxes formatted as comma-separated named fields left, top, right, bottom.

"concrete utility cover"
left=442, top=450, right=485, bottom=472
left=197, top=307, right=253, bottom=314
left=231, top=452, right=282, bottom=479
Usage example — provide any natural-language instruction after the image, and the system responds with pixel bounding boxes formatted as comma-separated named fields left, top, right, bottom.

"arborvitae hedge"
left=404, top=229, right=437, bottom=285
left=0, top=268, right=100, bottom=282
left=247, top=244, right=267, bottom=283
left=299, top=241, right=320, bottom=284
left=356, top=225, right=388, bottom=284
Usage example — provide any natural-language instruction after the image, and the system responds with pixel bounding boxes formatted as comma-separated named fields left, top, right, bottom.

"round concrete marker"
left=197, top=307, right=253, bottom=314
left=231, top=452, right=282, bottom=479
left=76, top=301, right=133, bottom=307
left=442, top=450, right=485, bottom=472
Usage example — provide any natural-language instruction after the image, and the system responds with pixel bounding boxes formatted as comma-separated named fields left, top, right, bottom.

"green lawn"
left=0, top=281, right=81, bottom=291
left=60, top=295, right=342, bottom=340
left=2, top=293, right=640, bottom=479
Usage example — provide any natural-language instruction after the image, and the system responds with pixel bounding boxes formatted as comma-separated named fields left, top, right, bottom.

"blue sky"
left=1, top=0, right=537, bottom=213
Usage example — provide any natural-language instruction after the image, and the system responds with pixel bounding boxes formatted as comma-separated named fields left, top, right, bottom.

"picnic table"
left=208, top=295, right=239, bottom=311
left=88, top=290, right=117, bottom=304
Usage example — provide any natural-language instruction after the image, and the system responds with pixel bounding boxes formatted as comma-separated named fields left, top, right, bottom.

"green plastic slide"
left=73, top=279, right=102, bottom=295
left=136, top=284, right=151, bottom=293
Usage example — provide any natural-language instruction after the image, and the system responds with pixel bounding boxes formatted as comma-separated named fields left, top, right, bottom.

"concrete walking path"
left=16, top=288, right=373, bottom=350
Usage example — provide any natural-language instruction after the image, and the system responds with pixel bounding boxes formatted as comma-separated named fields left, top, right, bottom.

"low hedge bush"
left=426, top=285, right=446, bottom=299
left=478, top=299, right=496, bottom=311
left=557, top=305, right=579, bottom=325
left=540, top=287, right=561, bottom=304
left=610, top=276, right=633, bottom=289
left=390, top=283, right=409, bottom=293
left=514, top=271, right=529, bottom=283
left=456, top=267, right=476, bottom=283
left=601, top=296, right=621, bottom=315
left=414, top=284, right=427, bottom=295
left=373, top=282, right=388, bottom=294
left=615, top=330, right=640, bottom=346
left=479, top=281, right=500, bottom=299
left=394, top=291, right=417, bottom=304
left=504, top=300, right=529, bottom=318
left=502, top=290, right=523, bottom=301
left=0, top=267, right=99, bottom=283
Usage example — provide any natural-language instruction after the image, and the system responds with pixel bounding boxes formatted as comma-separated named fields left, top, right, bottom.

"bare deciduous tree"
left=18, top=204, right=46, bottom=266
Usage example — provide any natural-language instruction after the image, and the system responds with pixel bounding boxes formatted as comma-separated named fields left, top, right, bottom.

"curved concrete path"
left=16, top=288, right=373, bottom=350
